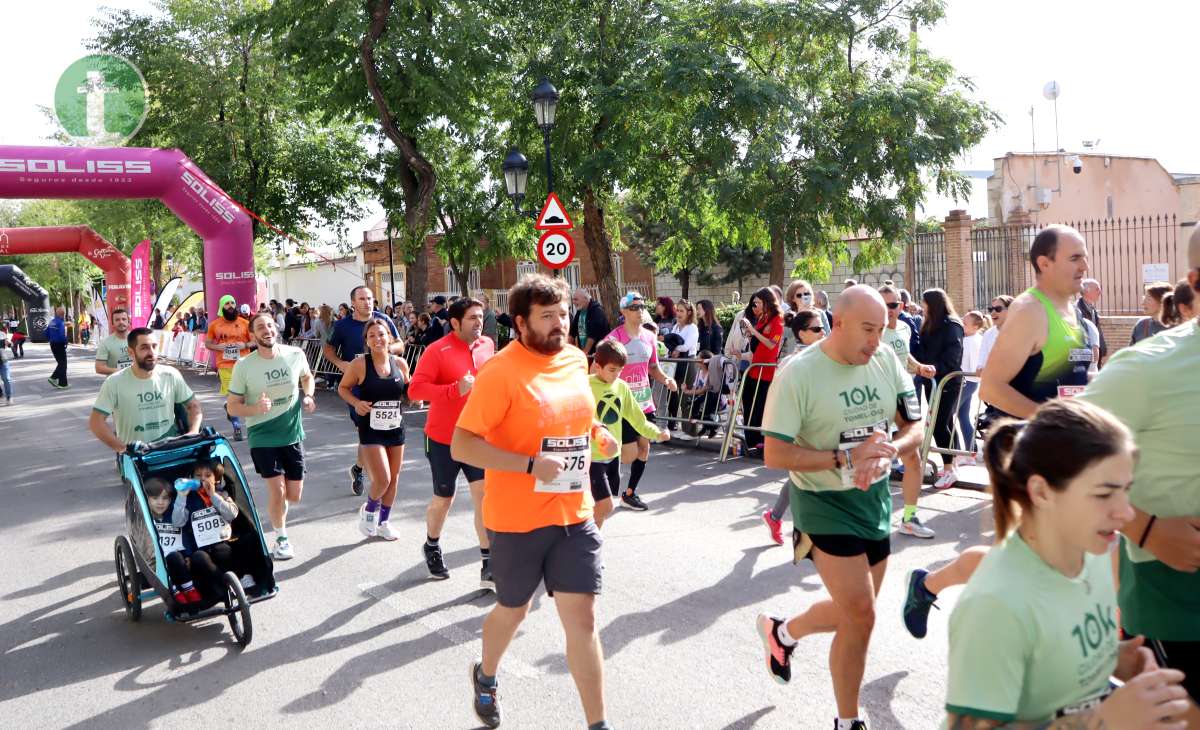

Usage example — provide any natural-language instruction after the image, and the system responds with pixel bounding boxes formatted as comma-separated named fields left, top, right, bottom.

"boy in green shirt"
left=588, top=340, right=669, bottom=527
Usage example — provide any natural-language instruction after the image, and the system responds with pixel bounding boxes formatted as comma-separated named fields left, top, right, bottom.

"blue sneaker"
left=470, top=661, right=501, bottom=728
left=902, top=568, right=939, bottom=639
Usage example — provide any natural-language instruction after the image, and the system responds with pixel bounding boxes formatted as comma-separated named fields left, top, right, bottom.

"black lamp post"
left=503, top=77, right=559, bottom=218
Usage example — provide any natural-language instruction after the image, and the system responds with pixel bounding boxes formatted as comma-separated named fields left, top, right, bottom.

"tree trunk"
left=583, top=187, right=619, bottom=322
left=407, top=231, right=428, bottom=308
left=678, top=268, right=690, bottom=300
left=151, top=241, right=163, bottom=294
left=769, top=223, right=786, bottom=288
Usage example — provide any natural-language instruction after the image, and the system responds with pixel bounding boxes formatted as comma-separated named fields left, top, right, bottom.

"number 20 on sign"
left=537, top=230, right=575, bottom=270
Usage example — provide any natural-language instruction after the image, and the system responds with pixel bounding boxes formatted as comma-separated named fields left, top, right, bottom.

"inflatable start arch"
left=0, top=225, right=132, bottom=320
left=0, top=146, right=256, bottom=319
left=0, top=264, right=51, bottom=340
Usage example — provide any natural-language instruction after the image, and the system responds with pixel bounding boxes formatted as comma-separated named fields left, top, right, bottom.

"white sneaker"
left=934, top=468, right=959, bottom=489
left=376, top=520, right=399, bottom=541
left=674, top=430, right=696, bottom=441
left=272, top=537, right=294, bottom=560
left=240, top=575, right=257, bottom=590
left=358, top=503, right=379, bottom=537
left=898, top=515, right=936, bottom=539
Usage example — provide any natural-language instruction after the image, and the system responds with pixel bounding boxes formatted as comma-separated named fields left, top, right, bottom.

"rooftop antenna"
left=1043, top=81, right=1062, bottom=192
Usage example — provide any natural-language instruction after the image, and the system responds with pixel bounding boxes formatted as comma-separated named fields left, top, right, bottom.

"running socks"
left=480, top=548, right=490, bottom=563
left=366, top=498, right=381, bottom=513
left=475, top=665, right=496, bottom=687
left=628, top=458, right=647, bottom=494
left=379, top=504, right=391, bottom=523
left=775, top=620, right=798, bottom=647
left=902, top=504, right=917, bottom=522
left=426, top=536, right=440, bottom=548
left=836, top=719, right=863, bottom=730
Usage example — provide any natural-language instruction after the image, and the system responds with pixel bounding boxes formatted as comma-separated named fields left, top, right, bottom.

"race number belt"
left=370, top=400, right=403, bottom=430
left=223, top=344, right=241, bottom=361
left=157, top=523, right=184, bottom=555
left=190, top=506, right=227, bottom=548
left=534, top=435, right=590, bottom=494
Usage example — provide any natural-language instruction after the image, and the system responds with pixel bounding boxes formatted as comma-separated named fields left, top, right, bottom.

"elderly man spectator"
left=568, top=288, right=610, bottom=356
left=1076, top=277, right=1107, bottom=364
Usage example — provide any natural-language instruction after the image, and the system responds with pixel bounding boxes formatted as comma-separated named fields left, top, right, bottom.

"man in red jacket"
left=409, top=297, right=497, bottom=589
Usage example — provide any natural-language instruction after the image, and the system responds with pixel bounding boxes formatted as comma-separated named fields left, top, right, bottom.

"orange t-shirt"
left=456, top=341, right=595, bottom=533
left=206, top=317, right=252, bottom=369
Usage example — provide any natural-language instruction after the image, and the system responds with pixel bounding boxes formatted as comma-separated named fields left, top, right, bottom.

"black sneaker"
left=480, top=561, right=495, bottom=592
left=621, top=492, right=649, bottom=511
left=755, top=613, right=795, bottom=684
left=423, top=543, right=449, bottom=580
left=350, top=464, right=365, bottom=496
left=902, top=568, right=939, bottom=639
left=839, top=722, right=867, bottom=730
left=470, top=661, right=501, bottom=728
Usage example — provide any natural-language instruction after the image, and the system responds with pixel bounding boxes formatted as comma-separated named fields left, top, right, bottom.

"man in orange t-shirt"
left=204, top=294, right=253, bottom=440
left=453, top=274, right=616, bottom=730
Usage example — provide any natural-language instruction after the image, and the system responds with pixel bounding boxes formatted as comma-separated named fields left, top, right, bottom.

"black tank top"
left=356, top=355, right=408, bottom=436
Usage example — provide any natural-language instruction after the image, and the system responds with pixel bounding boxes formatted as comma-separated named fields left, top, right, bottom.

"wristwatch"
left=526, top=456, right=535, bottom=474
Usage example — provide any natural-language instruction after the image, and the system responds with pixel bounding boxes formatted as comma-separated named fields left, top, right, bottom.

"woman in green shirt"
left=945, top=399, right=1188, bottom=728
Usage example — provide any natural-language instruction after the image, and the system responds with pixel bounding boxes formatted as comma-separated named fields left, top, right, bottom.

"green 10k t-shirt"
left=93, top=365, right=195, bottom=444
left=95, top=333, right=133, bottom=370
left=761, top=343, right=918, bottom=539
left=946, top=532, right=1118, bottom=724
left=228, top=345, right=312, bottom=448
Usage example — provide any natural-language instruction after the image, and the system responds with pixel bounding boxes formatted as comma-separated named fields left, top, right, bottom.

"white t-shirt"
left=665, top=322, right=699, bottom=357
left=977, top=327, right=1000, bottom=374
left=962, top=332, right=984, bottom=382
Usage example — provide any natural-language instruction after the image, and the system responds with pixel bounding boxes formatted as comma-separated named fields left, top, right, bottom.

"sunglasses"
left=988, top=306, right=1007, bottom=313
left=886, top=302, right=901, bottom=309
left=803, top=327, right=824, bottom=333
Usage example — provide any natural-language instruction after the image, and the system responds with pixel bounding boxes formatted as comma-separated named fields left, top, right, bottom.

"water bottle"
left=174, top=478, right=201, bottom=493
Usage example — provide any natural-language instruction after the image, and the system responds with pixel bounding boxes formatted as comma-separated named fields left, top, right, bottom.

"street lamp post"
left=502, top=77, right=560, bottom=219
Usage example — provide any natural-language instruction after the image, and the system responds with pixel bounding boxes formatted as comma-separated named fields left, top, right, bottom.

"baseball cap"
left=1190, top=224, right=1200, bottom=269
left=620, top=291, right=645, bottom=309
left=239, top=304, right=251, bottom=315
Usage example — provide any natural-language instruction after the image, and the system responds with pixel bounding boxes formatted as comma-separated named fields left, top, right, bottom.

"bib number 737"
left=534, top=435, right=590, bottom=493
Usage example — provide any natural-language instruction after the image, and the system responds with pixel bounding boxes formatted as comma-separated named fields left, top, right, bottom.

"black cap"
left=431, top=295, right=447, bottom=305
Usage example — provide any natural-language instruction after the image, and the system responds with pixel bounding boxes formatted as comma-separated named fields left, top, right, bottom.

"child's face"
left=194, top=465, right=216, bottom=489
left=148, top=491, right=171, bottom=517
left=596, top=363, right=623, bottom=384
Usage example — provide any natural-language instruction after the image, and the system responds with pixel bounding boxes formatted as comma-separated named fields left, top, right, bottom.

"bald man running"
left=753, top=286, right=924, bottom=730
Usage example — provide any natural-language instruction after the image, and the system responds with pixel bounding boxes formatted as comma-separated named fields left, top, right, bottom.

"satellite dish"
left=1043, top=81, right=1061, bottom=101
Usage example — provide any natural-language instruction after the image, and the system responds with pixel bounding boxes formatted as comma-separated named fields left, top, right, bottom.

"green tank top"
left=1006, top=288, right=1089, bottom=405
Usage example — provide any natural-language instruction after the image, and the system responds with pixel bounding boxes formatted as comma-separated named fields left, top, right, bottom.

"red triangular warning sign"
left=535, top=192, right=574, bottom=230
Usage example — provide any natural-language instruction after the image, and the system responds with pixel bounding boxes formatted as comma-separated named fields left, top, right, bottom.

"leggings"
left=956, top=380, right=980, bottom=452
left=770, top=483, right=790, bottom=522
left=741, top=375, right=772, bottom=449
left=163, top=551, right=193, bottom=588
left=932, top=378, right=962, bottom=453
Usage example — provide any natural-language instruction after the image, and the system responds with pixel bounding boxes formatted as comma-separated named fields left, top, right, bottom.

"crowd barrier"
left=718, top=361, right=778, bottom=461
left=646, top=356, right=741, bottom=449
left=918, top=370, right=977, bottom=471
left=153, top=329, right=213, bottom=373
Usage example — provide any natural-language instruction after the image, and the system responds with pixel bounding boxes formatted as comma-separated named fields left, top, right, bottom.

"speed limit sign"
left=537, top=230, right=575, bottom=270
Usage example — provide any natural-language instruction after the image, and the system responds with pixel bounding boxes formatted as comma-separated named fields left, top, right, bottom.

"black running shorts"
left=795, top=529, right=891, bottom=567
left=489, top=520, right=603, bottom=608
left=250, top=442, right=305, bottom=481
left=426, top=436, right=484, bottom=498
left=589, top=459, right=621, bottom=502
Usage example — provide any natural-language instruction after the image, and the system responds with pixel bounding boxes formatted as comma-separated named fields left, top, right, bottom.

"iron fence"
left=908, top=230, right=947, bottom=297
left=971, top=225, right=1018, bottom=308
left=1065, top=215, right=1180, bottom=316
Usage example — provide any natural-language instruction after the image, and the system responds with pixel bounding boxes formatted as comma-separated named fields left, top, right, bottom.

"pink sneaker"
left=762, top=510, right=784, bottom=545
left=934, top=468, right=958, bottom=489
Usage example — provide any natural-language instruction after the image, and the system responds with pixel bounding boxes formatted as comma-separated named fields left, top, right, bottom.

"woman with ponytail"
left=942, top=399, right=1188, bottom=728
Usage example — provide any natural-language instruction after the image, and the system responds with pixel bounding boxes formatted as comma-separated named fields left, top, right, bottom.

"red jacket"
left=408, top=332, right=496, bottom=443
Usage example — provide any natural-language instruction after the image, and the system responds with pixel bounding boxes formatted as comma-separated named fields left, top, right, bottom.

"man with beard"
left=205, top=295, right=253, bottom=440
left=227, top=313, right=316, bottom=561
left=323, top=285, right=402, bottom=495
left=409, top=297, right=496, bottom=588
left=453, top=274, right=615, bottom=730
left=95, top=308, right=134, bottom=375
left=90, top=327, right=202, bottom=457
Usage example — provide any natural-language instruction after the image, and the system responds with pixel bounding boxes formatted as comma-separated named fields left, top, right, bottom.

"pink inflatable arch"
left=0, top=145, right=256, bottom=319
left=0, top=225, right=131, bottom=318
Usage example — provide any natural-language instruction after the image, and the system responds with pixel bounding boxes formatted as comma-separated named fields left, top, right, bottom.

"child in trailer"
left=144, top=477, right=203, bottom=606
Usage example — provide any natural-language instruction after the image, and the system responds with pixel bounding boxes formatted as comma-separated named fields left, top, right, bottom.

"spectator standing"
left=1076, top=278, right=1107, bottom=363
left=1131, top=281, right=1173, bottom=345
left=695, top=299, right=724, bottom=354
left=738, top=288, right=784, bottom=456
left=46, top=305, right=70, bottom=389
left=480, top=294, right=497, bottom=343
left=568, top=288, right=610, bottom=356
left=912, top=288, right=964, bottom=483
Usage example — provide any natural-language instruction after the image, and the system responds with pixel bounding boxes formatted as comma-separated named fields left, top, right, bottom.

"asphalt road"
left=0, top=344, right=992, bottom=729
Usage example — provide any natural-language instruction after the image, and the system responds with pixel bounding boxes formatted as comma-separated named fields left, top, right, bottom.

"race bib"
left=838, top=421, right=889, bottom=489
left=1058, top=385, right=1086, bottom=399
left=370, top=400, right=403, bottom=430
left=628, top=376, right=653, bottom=411
left=157, top=523, right=184, bottom=555
left=1056, top=687, right=1113, bottom=718
left=533, top=435, right=590, bottom=493
left=1068, top=348, right=1094, bottom=363
left=223, top=344, right=241, bottom=361
left=190, top=506, right=227, bottom=548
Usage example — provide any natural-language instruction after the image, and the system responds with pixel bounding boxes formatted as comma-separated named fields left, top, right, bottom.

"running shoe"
left=376, top=521, right=399, bottom=541
left=232, top=425, right=243, bottom=441
left=424, top=543, right=450, bottom=580
left=470, top=661, right=501, bottom=728
left=621, top=492, right=649, bottom=511
left=761, top=510, right=784, bottom=546
left=902, top=568, right=939, bottom=639
left=755, top=614, right=794, bottom=685
left=350, top=464, right=365, bottom=496
left=358, top=503, right=379, bottom=537
left=181, top=586, right=202, bottom=604
left=933, top=467, right=958, bottom=489
left=673, top=430, right=696, bottom=441
left=480, top=562, right=495, bottom=592
left=240, top=575, right=257, bottom=591
left=898, top=515, right=935, bottom=539
left=272, top=536, right=295, bottom=561
left=839, top=722, right=868, bottom=730
left=172, top=589, right=192, bottom=606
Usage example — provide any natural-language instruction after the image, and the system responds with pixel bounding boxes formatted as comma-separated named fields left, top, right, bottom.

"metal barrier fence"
left=154, top=330, right=213, bottom=373
left=647, top=356, right=739, bottom=446
left=719, top=361, right=778, bottom=462
left=918, top=370, right=976, bottom=473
